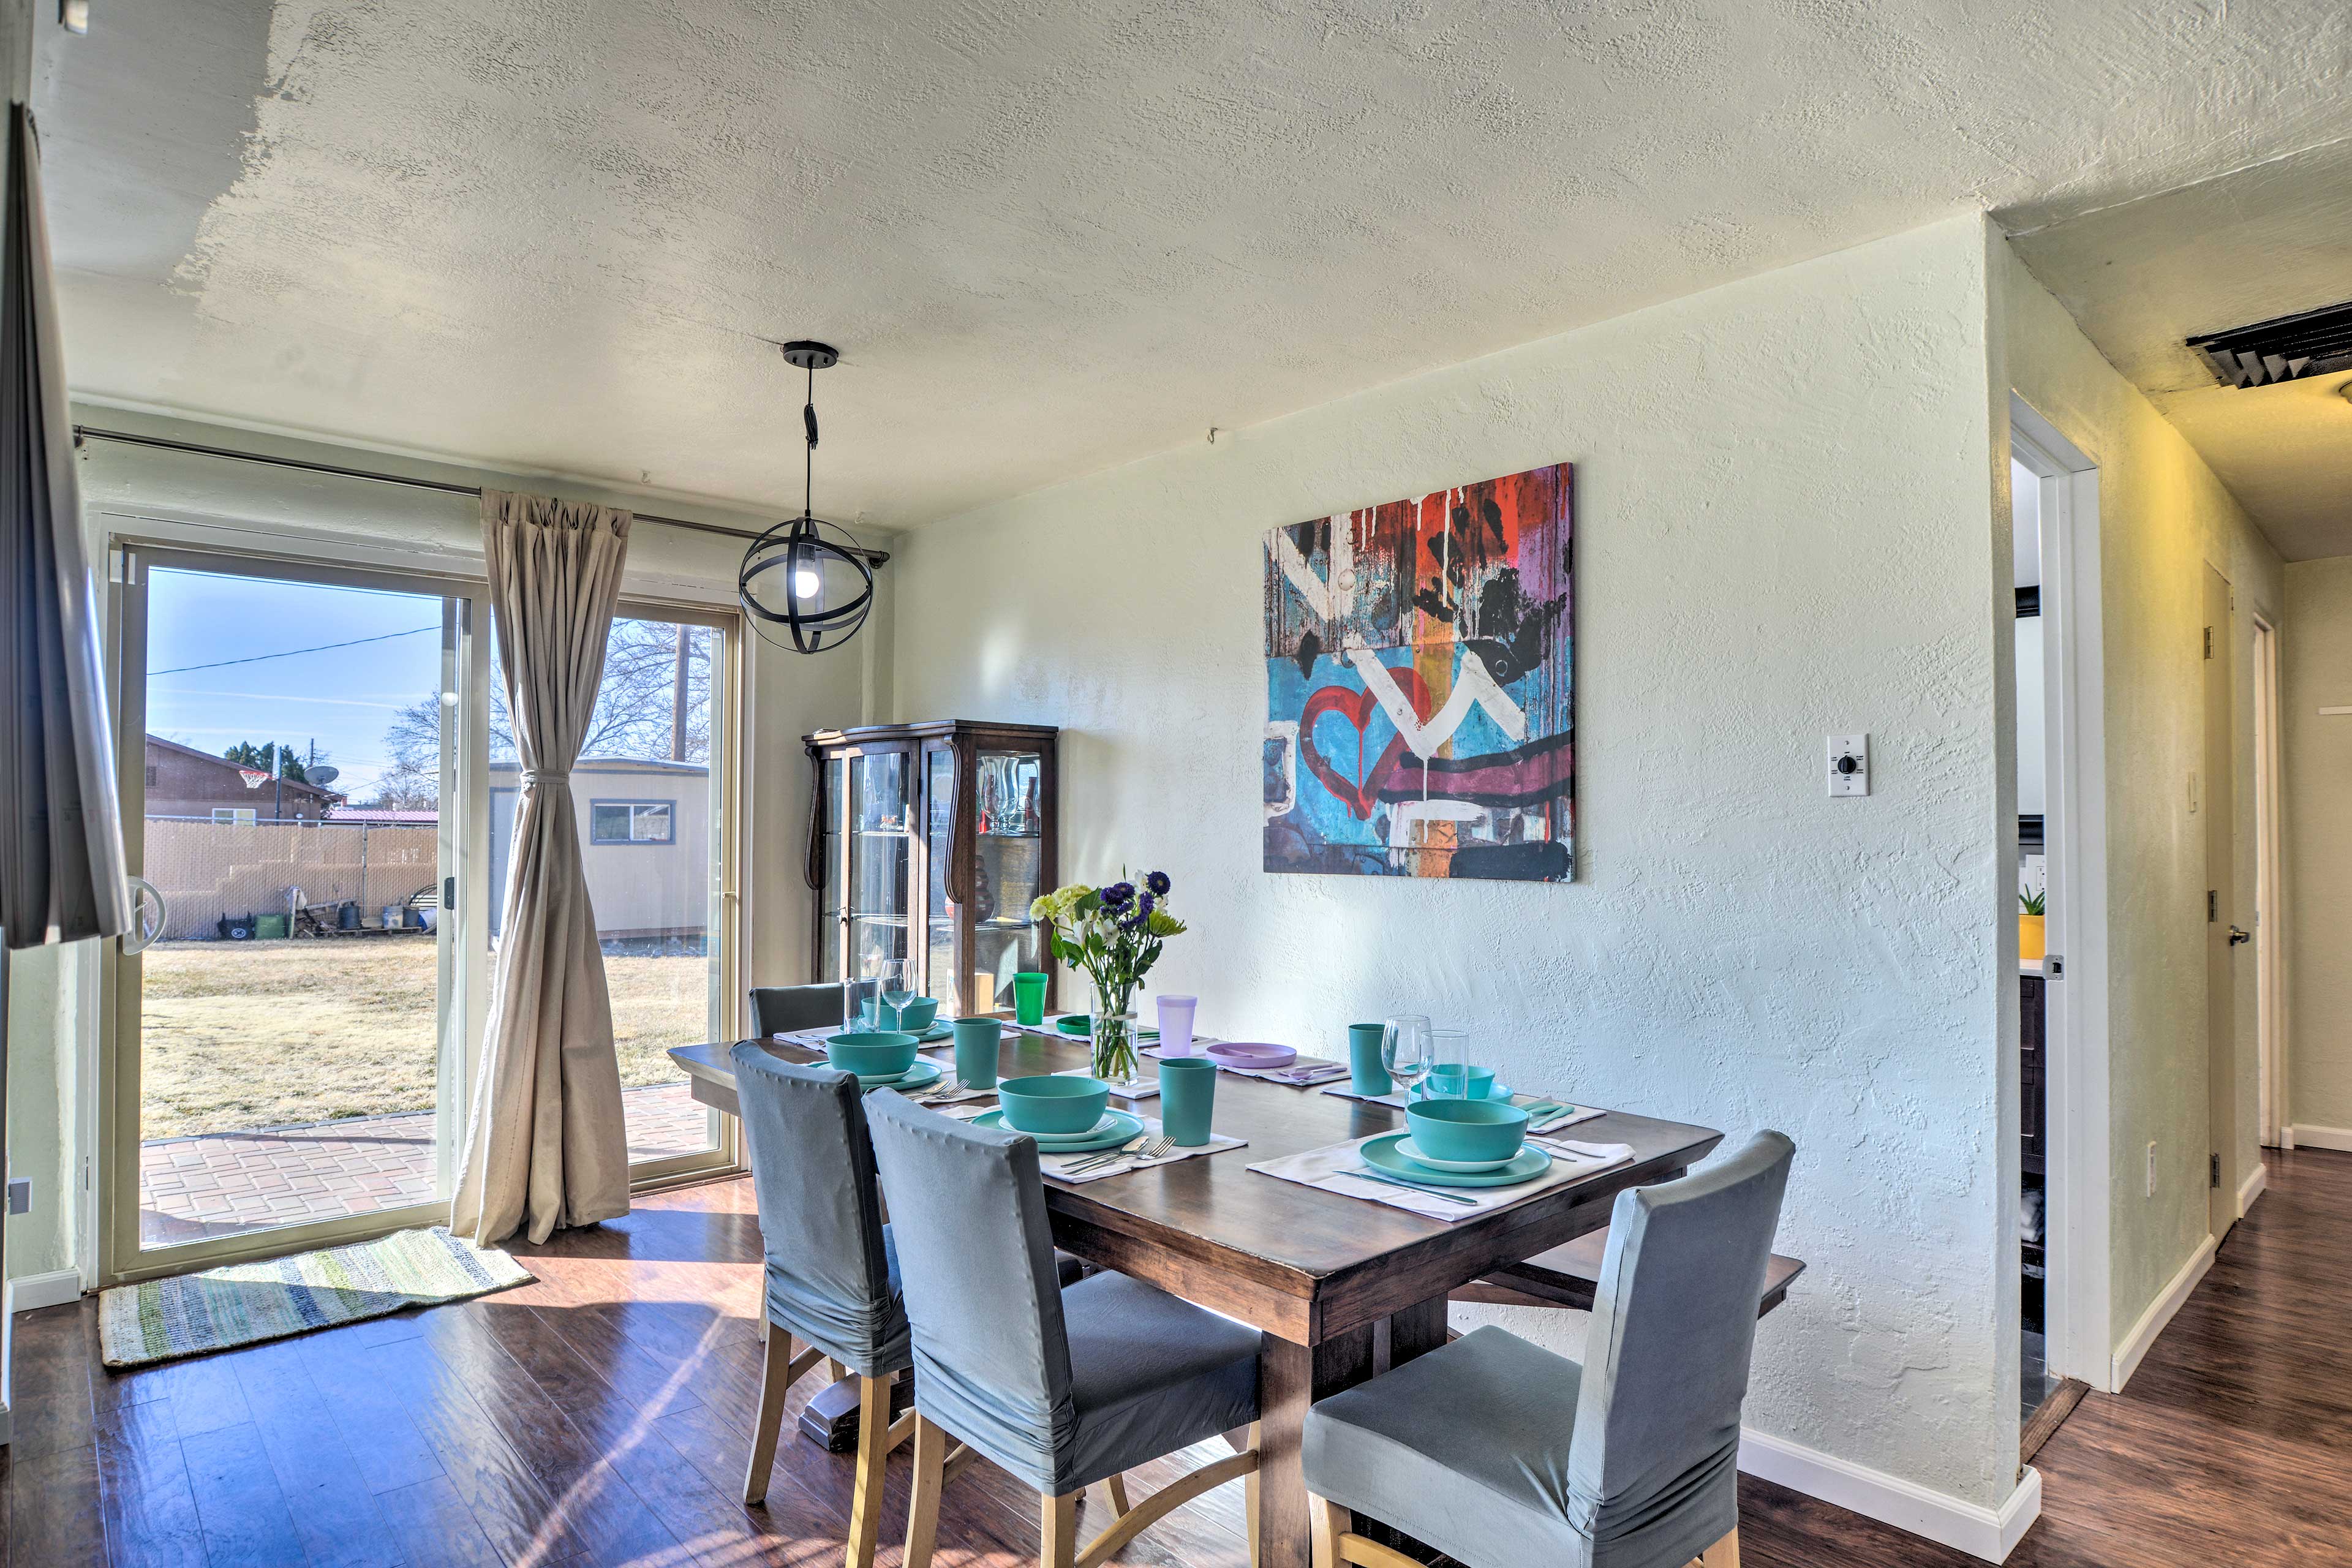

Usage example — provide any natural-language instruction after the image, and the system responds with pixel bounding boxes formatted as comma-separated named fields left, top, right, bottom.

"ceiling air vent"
left=2188, top=300, right=2352, bottom=389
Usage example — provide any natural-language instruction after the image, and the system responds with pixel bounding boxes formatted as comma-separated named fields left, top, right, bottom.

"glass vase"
left=1091, top=982, right=1140, bottom=1083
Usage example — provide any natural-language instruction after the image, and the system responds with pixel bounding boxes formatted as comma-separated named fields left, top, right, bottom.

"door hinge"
left=2210, top=1152, right=2222, bottom=1189
left=2204, top=626, right=2214, bottom=659
left=2208, top=889, right=2218, bottom=922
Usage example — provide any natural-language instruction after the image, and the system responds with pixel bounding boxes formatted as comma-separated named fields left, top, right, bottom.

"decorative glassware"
left=1092, top=981, right=1141, bottom=1083
left=1381, top=1015, right=1434, bottom=1099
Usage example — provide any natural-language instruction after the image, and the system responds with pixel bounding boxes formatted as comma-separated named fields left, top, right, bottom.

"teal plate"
left=913, top=1023, right=953, bottom=1043
left=1360, top=1133, right=1552, bottom=1188
left=967, top=1108, right=1145, bottom=1152
left=856, top=1060, right=944, bottom=1092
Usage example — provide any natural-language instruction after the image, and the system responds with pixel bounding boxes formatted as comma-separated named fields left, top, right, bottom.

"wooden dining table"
left=671, top=1030, right=1722, bottom=1568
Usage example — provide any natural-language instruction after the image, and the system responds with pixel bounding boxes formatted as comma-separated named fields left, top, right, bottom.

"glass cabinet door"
left=817, top=753, right=845, bottom=979
left=846, top=748, right=911, bottom=990
left=924, top=746, right=959, bottom=1011
left=970, top=747, right=1047, bottom=1011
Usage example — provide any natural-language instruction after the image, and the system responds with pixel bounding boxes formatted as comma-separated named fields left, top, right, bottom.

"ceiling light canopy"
left=738, top=341, right=875, bottom=655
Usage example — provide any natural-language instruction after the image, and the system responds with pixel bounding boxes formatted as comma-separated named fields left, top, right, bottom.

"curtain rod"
left=69, top=425, right=891, bottom=567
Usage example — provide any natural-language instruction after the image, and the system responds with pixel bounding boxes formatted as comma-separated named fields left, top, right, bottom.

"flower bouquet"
left=1030, top=870, right=1187, bottom=1082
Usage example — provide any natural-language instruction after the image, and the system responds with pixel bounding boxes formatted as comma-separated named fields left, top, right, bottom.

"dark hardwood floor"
left=4, top=1148, right=2339, bottom=1565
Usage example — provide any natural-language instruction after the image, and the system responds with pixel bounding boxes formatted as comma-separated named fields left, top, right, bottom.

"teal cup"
left=1346, top=1022, right=1390, bottom=1095
left=1013, top=972, right=1049, bottom=1027
left=951, top=1017, right=1001, bottom=1090
left=1157, top=1057, right=1218, bottom=1147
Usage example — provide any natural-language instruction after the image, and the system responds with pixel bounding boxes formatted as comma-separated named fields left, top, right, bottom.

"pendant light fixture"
left=739, top=340, right=875, bottom=654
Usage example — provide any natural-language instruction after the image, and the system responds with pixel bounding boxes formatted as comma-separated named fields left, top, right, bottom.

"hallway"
left=1746, top=1147, right=2352, bottom=1564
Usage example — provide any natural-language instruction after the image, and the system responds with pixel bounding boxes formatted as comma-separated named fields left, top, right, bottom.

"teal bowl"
left=1404, top=1098, right=1530, bottom=1163
left=892, top=997, right=940, bottom=1032
left=997, top=1074, right=1112, bottom=1136
left=826, top=1031, right=921, bottom=1077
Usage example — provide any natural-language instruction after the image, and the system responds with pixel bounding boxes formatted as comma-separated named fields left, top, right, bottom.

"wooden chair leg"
left=843, top=1374, right=892, bottom=1568
left=1698, top=1527, right=1741, bottom=1567
left=743, top=1324, right=821, bottom=1506
left=903, top=1414, right=949, bottom=1568
left=1042, top=1490, right=1080, bottom=1568
left=1309, top=1493, right=1348, bottom=1568
left=1240, top=1423, right=1262, bottom=1568
left=1093, top=1474, right=1131, bottom=1517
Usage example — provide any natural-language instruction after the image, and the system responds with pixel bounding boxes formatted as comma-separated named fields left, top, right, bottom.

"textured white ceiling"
left=2010, top=136, right=2352, bottom=562
left=36, top=0, right=2352, bottom=529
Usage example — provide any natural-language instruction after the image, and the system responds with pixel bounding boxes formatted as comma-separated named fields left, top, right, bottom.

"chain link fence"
left=142, top=816, right=438, bottom=939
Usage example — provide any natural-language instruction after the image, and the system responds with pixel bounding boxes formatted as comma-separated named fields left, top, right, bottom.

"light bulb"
left=792, top=567, right=821, bottom=599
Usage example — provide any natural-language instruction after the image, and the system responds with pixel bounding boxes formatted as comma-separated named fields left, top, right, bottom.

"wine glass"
left=1381, top=1015, right=1434, bottom=1100
left=1429, top=1027, right=1471, bottom=1098
left=873, top=957, right=913, bottom=1028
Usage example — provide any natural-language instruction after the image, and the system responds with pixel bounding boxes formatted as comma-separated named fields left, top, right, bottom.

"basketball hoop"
left=239, top=769, right=270, bottom=790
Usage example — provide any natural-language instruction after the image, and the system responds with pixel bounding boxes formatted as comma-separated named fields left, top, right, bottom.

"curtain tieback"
left=520, top=769, right=571, bottom=787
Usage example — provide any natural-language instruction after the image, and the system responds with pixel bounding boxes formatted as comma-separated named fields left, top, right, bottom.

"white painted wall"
left=1994, top=243, right=2283, bottom=1349
left=892, top=217, right=2016, bottom=1515
left=2283, top=557, right=2352, bottom=1140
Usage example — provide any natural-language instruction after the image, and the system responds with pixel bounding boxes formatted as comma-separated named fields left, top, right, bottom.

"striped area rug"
left=99, top=1226, right=533, bottom=1368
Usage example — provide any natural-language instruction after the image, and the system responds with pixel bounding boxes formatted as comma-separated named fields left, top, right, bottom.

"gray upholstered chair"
left=749, top=981, right=849, bottom=1038
left=1303, top=1131, right=1796, bottom=1568
left=729, top=1046, right=911, bottom=1568
left=864, top=1088, right=1266, bottom=1568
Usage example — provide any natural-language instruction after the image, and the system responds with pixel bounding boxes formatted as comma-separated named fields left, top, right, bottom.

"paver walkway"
left=138, top=1081, right=714, bottom=1248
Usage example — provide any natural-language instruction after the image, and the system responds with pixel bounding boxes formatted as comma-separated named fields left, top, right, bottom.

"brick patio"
left=138, top=1081, right=717, bottom=1248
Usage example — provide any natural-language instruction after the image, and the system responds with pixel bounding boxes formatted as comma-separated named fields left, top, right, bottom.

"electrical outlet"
left=2146, top=1141, right=2158, bottom=1198
left=7, top=1177, right=29, bottom=1216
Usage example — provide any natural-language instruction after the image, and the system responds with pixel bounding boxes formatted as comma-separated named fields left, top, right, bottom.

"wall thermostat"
left=1828, top=734, right=1869, bottom=797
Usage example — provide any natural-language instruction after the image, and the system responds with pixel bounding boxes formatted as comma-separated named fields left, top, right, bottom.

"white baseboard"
left=2110, top=1234, right=2215, bottom=1391
left=6, top=1270, right=84, bottom=1315
left=2237, top=1159, right=2267, bottom=1218
left=1738, top=1428, right=2042, bottom=1562
left=2288, top=1123, right=2352, bottom=1152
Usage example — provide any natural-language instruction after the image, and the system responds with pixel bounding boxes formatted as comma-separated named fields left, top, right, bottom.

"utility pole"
left=670, top=623, right=690, bottom=761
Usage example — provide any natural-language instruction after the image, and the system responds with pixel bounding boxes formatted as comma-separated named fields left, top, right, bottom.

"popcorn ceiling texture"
left=891, top=217, right=2016, bottom=1509
left=37, top=0, right=2352, bottom=529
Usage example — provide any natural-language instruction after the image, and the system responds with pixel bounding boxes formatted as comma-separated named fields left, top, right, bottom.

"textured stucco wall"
left=891, top=216, right=2015, bottom=1508
left=2284, top=557, right=2352, bottom=1134
left=1995, top=244, right=2283, bottom=1348
left=6, top=940, right=82, bottom=1284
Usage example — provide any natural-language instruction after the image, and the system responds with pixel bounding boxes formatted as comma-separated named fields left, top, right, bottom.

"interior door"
left=105, top=546, right=482, bottom=1283
left=2204, top=564, right=2237, bottom=1240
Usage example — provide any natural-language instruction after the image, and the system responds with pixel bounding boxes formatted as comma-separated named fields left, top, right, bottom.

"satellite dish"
left=308, top=765, right=341, bottom=786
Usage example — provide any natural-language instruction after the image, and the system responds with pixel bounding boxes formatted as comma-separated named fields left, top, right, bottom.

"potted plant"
left=2019, top=886, right=2046, bottom=963
left=1030, top=871, right=1186, bottom=1082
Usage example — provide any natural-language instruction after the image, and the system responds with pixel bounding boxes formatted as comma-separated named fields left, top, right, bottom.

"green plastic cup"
left=1013, top=971, right=1049, bottom=1027
left=951, top=1017, right=1001, bottom=1090
left=1346, top=1022, right=1391, bottom=1095
left=1158, top=1057, right=1218, bottom=1147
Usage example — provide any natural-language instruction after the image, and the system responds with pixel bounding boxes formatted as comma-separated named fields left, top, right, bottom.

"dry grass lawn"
left=138, top=939, right=713, bottom=1140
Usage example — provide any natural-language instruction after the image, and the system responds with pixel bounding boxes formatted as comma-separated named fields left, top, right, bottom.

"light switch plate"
left=1827, top=734, right=1869, bottom=797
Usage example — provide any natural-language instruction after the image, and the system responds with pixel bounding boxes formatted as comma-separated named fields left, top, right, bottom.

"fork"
left=1065, top=1135, right=1174, bottom=1175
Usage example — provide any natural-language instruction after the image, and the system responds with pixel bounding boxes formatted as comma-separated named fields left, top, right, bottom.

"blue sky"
left=145, top=568, right=444, bottom=799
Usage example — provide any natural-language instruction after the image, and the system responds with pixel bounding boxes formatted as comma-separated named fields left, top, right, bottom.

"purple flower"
left=1144, top=870, right=1171, bottom=897
left=1101, top=881, right=1136, bottom=910
left=1137, top=892, right=1156, bottom=916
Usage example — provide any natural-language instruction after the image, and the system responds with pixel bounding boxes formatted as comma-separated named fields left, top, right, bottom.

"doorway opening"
left=2011, top=454, right=2060, bottom=1428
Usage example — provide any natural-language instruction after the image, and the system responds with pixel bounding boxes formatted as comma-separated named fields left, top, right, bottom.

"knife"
left=1346, top=1165, right=1479, bottom=1205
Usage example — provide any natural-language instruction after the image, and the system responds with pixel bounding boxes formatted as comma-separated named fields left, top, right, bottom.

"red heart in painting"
left=1299, top=669, right=1431, bottom=820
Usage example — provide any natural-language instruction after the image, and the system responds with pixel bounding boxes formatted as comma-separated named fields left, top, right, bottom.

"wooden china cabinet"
left=805, top=720, right=1061, bottom=1018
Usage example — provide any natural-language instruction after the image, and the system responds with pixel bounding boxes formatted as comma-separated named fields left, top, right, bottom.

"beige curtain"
left=451, top=489, right=633, bottom=1245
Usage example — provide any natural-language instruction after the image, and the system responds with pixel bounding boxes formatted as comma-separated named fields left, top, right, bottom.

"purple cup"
left=1156, top=994, right=1199, bottom=1057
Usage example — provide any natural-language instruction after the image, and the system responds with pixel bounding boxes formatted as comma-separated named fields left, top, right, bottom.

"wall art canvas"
left=1262, top=463, right=1573, bottom=881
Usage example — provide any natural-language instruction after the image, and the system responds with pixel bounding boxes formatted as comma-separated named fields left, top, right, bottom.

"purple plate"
left=1205, top=1041, right=1297, bottom=1069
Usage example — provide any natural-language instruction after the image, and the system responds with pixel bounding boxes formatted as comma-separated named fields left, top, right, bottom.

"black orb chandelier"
left=739, top=340, right=875, bottom=654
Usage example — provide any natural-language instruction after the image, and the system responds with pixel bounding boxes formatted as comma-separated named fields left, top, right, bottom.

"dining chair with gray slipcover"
left=1303, top=1131, right=1796, bottom=1568
left=748, top=982, right=850, bottom=1039
left=863, top=1088, right=1267, bottom=1568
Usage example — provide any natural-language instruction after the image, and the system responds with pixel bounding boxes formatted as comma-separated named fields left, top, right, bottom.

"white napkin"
left=934, top=1105, right=1244, bottom=1182
left=1317, top=1085, right=1604, bottom=1134
left=1147, top=1046, right=1347, bottom=1087
left=1248, top=1133, right=1634, bottom=1222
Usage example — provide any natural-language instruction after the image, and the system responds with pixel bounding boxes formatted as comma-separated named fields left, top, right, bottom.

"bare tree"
left=361, top=618, right=712, bottom=808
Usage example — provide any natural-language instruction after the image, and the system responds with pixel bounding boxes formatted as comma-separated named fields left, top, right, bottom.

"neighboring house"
left=143, top=734, right=342, bottom=823
left=488, top=755, right=711, bottom=941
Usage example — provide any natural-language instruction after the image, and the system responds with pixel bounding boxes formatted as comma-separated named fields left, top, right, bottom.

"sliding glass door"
left=104, top=551, right=740, bottom=1282
left=105, top=548, right=484, bottom=1281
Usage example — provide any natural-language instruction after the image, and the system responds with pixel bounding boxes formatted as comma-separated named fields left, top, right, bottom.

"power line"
left=152, top=625, right=439, bottom=676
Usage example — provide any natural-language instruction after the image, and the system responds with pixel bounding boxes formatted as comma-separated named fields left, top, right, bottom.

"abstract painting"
left=1263, top=463, right=1573, bottom=881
